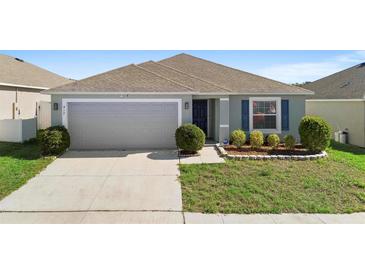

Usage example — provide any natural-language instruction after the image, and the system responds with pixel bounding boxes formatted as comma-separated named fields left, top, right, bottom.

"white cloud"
left=255, top=51, right=365, bottom=84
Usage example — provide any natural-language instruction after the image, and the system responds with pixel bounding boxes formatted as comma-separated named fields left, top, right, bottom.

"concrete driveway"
left=0, top=150, right=183, bottom=223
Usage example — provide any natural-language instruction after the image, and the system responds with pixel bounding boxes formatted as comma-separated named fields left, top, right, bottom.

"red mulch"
left=224, top=144, right=313, bottom=156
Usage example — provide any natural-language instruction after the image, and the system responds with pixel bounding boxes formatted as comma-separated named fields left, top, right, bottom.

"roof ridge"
left=133, top=64, right=194, bottom=91
left=165, top=53, right=313, bottom=94
left=155, top=61, right=232, bottom=92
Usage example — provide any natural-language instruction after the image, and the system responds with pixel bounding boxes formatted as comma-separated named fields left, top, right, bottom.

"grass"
left=179, top=141, right=365, bottom=214
left=0, top=142, right=54, bottom=201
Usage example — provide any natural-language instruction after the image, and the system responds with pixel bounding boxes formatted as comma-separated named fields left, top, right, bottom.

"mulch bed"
left=224, top=144, right=314, bottom=156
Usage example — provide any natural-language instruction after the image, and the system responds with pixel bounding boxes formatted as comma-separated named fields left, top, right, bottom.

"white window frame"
left=249, top=97, right=281, bottom=134
left=61, top=98, right=182, bottom=129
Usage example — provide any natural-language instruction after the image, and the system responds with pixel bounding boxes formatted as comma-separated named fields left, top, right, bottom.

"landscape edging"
left=215, top=144, right=328, bottom=160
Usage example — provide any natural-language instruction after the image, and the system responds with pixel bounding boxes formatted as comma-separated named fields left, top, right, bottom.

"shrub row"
left=229, top=116, right=331, bottom=152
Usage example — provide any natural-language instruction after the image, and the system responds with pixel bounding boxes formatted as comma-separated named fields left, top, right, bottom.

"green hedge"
left=175, top=124, right=205, bottom=154
left=37, top=126, right=70, bottom=155
left=267, top=134, right=280, bottom=148
left=299, top=116, right=331, bottom=152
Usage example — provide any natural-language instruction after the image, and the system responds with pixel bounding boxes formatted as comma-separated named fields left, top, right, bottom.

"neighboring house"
left=304, top=63, right=365, bottom=147
left=0, top=54, right=73, bottom=142
left=0, top=54, right=73, bottom=120
left=44, top=53, right=313, bottom=150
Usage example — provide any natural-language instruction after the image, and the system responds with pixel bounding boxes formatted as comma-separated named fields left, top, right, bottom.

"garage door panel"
left=68, top=102, right=178, bottom=150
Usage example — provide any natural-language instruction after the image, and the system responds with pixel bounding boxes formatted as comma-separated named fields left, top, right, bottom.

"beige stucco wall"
left=0, top=89, right=16, bottom=119
left=306, top=100, right=365, bottom=147
left=0, top=85, right=51, bottom=120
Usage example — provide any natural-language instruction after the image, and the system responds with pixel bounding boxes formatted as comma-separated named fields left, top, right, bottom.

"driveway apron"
left=0, top=150, right=182, bottom=212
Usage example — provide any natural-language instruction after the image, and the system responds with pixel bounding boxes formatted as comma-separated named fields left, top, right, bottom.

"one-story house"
left=304, top=63, right=365, bottom=147
left=44, top=53, right=314, bottom=150
left=0, top=54, right=73, bottom=142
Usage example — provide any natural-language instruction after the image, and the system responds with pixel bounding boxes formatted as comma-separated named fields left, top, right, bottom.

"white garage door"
left=67, top=101, right=179, bottom=150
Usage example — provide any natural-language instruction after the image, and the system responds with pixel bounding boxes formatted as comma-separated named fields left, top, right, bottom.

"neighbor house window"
left=249, top=97, right=281, bottom=133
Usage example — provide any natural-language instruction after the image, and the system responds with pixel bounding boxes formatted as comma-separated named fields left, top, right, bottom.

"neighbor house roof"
left=0, top=54, right=73, bottom=89
left=46, top=53, right=313, bottom=95
left=303, top=63, right=365, bottom=99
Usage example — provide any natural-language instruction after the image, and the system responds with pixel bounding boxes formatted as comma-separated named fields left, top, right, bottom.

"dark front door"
left=193, top=100, right=208, bottom=135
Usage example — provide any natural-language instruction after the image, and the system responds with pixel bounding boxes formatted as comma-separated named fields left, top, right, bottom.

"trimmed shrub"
left=267, top=134, right=280, bottom=148
left=37, top=126, right=70, bottom=155
left=175, top=123, right=205, bottom=154
left=230, top=129, right=246, bottom=148
left=284, top=135, right=296, bottom=150
left=299, top=115, right=331, bottom=152
left=250, top=130, right=264, bottom=149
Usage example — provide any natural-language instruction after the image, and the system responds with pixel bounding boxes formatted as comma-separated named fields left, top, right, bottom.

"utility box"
left=335, top=130, right=348, bottom=144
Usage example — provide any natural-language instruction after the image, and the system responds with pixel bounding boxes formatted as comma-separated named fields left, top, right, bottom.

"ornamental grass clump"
left=284, top=135, right=296, bottom=150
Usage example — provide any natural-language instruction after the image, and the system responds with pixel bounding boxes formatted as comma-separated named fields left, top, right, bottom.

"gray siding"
left=229, top=95, right=306, bottom=140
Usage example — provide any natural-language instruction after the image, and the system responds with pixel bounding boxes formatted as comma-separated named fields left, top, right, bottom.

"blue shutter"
left=241, top=100, right=249, bottom=131
left=281, top=99, right=289, bottom=131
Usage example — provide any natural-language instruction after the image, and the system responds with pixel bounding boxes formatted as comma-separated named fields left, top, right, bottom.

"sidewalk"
left=1, top=211, right=365, bottom=224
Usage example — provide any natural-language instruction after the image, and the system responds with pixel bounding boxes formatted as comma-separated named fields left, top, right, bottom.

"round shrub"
left=299, top=115, right=331, bottom=152
left=37, top=126, right=70, bottom=155
left=267, top=134, right=280, bottom=148
left=175, top=124, right=205, bottom=154
left=284, top=135, right=296, bottom=150
left=250, top=130, right=264, bottom=149
left=230, top=129, right=246, bottom=148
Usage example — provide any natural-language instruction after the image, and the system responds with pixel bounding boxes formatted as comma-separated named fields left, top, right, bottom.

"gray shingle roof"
left=48, top=64, right=193, bottom=93
left=47, top=53, right=313, bottom=95
left=159, top=53, right=313, bottom=95
left=303, top=63, right=365, bottom=99
left=138, top=61, right=230, bottom=93
left=0, top=54, right=73, bottom=89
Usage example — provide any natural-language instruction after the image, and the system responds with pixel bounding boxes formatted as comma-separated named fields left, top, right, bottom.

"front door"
left=193, top=100, right=208, bottom=135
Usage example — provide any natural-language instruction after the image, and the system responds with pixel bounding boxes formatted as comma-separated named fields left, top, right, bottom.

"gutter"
left=0, top=82, right=49, bottom=90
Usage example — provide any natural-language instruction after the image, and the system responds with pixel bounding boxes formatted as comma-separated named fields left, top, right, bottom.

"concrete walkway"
left=179, top=146, right=225, bottom=164
left=1, top=211, right=365, bottom=224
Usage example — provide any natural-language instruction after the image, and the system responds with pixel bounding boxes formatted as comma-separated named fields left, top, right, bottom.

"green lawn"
left=179, top=141, right=365, bottom=214
left=0, top=142, right=54, bottom=201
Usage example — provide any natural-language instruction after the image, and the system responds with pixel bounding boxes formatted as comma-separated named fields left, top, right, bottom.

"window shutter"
left=241, top=100, right=249, bottom=131
left=281, top=99, right=289, bottom=131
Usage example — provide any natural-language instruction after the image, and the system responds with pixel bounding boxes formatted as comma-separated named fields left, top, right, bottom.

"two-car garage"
left=63, top=99, right=181, bottom=150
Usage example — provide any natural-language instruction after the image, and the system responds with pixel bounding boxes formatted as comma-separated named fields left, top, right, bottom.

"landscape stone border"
left=215, top=144, right=327, bottom=161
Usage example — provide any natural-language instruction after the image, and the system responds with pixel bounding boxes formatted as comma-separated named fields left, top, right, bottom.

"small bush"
left=175, top=124, right=205, bottom=154
left=267, top=134, right=280, bottom=148
left=230, top=129, right=246, bottom=148
left=250, top=130, right=264, bottom=149
left=284, top=135, right=296, bottom=150
left=37, top=126, right=70, bottom=155
left=299, top=116, right=331, bottom=152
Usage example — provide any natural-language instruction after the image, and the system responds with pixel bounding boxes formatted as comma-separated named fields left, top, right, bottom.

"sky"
left=1, top=50, right=365, bottom=84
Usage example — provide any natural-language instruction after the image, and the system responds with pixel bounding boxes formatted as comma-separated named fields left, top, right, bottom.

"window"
left=249, top=97, right=281, bottom=133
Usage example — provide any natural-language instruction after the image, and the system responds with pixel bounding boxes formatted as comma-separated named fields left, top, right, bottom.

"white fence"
left=0, top=118, right=37, bottom=142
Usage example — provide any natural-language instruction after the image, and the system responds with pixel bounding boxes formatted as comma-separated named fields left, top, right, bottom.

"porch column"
left=219, top=97, right=229, bottom=144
